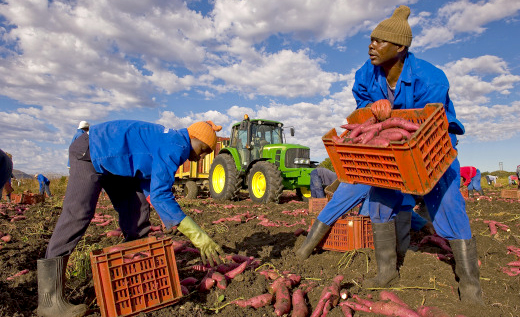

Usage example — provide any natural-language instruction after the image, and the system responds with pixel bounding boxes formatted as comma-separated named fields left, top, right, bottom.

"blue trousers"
left=316, top=182, right=427, bottom=231
left=467, top=169, right=482, bottom=191
left=368, top=156, right=471, bottom=240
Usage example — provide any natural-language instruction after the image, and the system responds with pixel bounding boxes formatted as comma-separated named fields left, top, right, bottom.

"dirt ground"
left=1, top=189, right=519, bottom=317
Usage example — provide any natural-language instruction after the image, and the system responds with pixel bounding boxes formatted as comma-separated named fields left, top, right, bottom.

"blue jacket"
left=352, top=52, right=464, bottom=135
left=89, top=120, right=191, bottom=228
left=36, top=174, right=50, bottom=191
left=68, top=129, right=87, bottom=168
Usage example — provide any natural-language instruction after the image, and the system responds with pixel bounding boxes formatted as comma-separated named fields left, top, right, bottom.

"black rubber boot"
left=364, top=220, right=399, bottom=288
left=478, top=189, right=484, bottom=196
left=395, top=212, right=411, bottom=269
left=449, top=237, right=484, bottom=305
left=296, top=220, right=330, bottom=260
left=37, top=256, right=87, bottom=317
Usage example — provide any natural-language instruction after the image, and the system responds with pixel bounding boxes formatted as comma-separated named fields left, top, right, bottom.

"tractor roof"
left=232, top=118, right=283, bottom=127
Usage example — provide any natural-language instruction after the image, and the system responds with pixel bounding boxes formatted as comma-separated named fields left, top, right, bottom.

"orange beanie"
left=187, top=121, right=223, bottom=150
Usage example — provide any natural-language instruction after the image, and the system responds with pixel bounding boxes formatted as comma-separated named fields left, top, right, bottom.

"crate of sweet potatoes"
left=322, top=103, right=457, bottom=195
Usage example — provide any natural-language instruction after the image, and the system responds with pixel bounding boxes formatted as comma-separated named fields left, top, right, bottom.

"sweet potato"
left=349, top=117, right=376, bottom=139
left=354, top=297, right=421, bottom=317
left=340, top=303, right=354, bottom=317
left=199, top=276, right=216, bottom=292
left=233, top=293, right=273, bottom=309
left=7, top=269, right=29, bottom=280
left=416, top=305, right=450, bottom=317
left=1, top=234, right=12, bottom=243
left=340, top=123, right=360, bottom=130
left=216, top=262, right=242, bottom=274
left=211, top=271, right=228, bottom=290
left=231, top=254, right=253, bottom=263
left=291, top=288, right=308, bottom=317
left=379, top=290, right=410, bottom=309
left=224, top=260, right=248, bottom=279
left=181, top=285, right=189, bottom=296
left=180, top=277, right=198, bottom=286
left=380, top=117, right=420, bottom=131
left=274, top=283, right=291, bottom=316
left=338, top=301, right=371, bottom=313
left=310, top=289, right=332, bottom=317
left=418, top=235, right=452, bottom=252
left=366, top=136, right=390, bottom=147
left=371, top=99, right=392, bottom=121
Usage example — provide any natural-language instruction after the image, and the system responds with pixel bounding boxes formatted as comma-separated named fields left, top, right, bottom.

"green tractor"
left=209, top=115, right=316, bottom=203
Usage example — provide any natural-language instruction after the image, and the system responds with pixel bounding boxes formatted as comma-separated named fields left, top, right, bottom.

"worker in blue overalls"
left=350, top=5, right=482, bottom=304
left=37, top=120, right=225, bottom=317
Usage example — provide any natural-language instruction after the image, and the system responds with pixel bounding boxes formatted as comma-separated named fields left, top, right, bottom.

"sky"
left=1, top=0, right=520, bottom=176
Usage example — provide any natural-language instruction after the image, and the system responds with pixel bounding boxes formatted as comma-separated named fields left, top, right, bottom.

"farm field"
left=1, top=189, right=519, bottom=317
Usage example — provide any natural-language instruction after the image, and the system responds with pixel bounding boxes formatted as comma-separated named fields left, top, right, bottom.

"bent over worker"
left=35, top=173, right=52, bottom=197
left=351, top=5, right=483, bottom=305
left=37, top=120, right=225, bottom=317
left=460, top=166, right=484, bottom=196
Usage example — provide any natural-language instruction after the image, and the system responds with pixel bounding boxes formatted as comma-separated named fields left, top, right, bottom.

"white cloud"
left=414, top=0, right=520, bottom=49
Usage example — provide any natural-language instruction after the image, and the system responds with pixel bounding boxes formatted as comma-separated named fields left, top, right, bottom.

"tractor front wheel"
left=247, top=161, right=284, bottom=203
left=209, top=154, right=241, bottom=201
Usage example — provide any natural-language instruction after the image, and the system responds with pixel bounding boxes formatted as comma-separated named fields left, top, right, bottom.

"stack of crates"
left=90, top=237, right=182, bottom=317
left=10, top=192, right=45, bottom=204
left=322, top=103, right=457, bottom=195
left=500, top=189, right=520, bottom=199
left=312, top=216, right=374, bottom=252
left=308, top=198, right=329, bottom=214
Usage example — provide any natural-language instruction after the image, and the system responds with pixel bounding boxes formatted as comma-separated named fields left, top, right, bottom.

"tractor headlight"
left=293, top=158, right=310, bottom=165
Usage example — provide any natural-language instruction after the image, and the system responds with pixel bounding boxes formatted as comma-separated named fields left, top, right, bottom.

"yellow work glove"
left=177, top=216, right=224, bottom=266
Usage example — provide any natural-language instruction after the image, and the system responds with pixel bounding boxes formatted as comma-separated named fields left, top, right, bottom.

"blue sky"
left=1, top=0, right=520, bottom=176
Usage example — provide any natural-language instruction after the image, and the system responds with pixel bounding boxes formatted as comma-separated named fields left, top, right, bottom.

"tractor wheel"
left=183, top=180, right=199, bottom=199
left=247, top=161, right=284, bottom=203
left=209, top=154, right=241, bottom=201
left=296, top=187, right=311, bottom=202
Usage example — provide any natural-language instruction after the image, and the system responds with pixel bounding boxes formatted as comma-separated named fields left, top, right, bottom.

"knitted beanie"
left=187, top=120, right=223, bottom=150
left=371, top=5, right=412, bottom=47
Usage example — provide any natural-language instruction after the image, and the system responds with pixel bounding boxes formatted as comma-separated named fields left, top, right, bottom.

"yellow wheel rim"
left=251, top=171, right=266, bottom=198
left=299, top=187, right=311, bottom=199
left=212, top=164, right=226, bottom=194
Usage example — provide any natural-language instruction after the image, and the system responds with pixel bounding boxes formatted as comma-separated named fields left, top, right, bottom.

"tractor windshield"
left=252, top=123, right=282, bottom=145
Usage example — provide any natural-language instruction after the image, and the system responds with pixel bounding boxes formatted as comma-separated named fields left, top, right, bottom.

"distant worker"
left=35, top=173, right=52, bottom=197
left=37, top=120, right=225, bottom=317
left=68, top=121, right=90, bottom=168
left=509, top=175, right=518, bottom=186
left=517, top=165, right=520, bottom=189
left=1, top=150, right=13, bottom=201
left=460, top=166, right=484, bottom=196
left=485, top=175, right=498, bottom=186
left=310, top=167, right=337, bottom=198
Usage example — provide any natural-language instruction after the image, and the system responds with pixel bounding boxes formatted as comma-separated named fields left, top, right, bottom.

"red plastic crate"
left=313, top=216, right=374, bottom=252
left=322, top=103, right=457, bottom=195
left=90, top=237, right=182, bottom=317
left=309, top=198, right=329, bottom=214
left=460, top=187, right=469, bottom=199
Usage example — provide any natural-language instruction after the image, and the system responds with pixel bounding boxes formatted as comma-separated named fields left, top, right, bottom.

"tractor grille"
left=285, top=148, right=310, bottom=168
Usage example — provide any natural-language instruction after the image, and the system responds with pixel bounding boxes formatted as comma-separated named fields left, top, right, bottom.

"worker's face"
left=189, top=138, right=213, bottom=161
left=368, top=37, right=402, bottom=66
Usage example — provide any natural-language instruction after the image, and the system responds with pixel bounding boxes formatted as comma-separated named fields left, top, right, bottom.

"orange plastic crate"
left=323, top=103, right=457, bottom=195
left=90, top=237, right=182, bottom=317
left=460, top=187, right=469, bottom=199
left=500, top=189, right=520, bottom=199
left=309, top=198, right=329, bottom=214
left=313, top=216, right=374, bottom=252
left=10, top=193, right=45, bottom=204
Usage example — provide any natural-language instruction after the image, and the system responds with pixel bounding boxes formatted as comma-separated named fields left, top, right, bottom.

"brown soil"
left=1, top=189, right=519, bottom=317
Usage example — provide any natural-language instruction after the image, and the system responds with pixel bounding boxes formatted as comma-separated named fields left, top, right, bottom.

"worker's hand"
left=370, top=99, right=392, bottom=121
left=177, top=216, right=224, bottom=267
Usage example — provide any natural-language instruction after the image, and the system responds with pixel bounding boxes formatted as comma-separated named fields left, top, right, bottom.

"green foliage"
left=318, top=158, right=335, bottom=172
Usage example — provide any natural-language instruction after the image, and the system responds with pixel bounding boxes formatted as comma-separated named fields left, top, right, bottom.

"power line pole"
left=499, top=162, right=503, bottom=171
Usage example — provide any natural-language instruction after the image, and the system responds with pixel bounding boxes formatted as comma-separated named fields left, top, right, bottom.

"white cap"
left=78, top=121, right=90, bottom=129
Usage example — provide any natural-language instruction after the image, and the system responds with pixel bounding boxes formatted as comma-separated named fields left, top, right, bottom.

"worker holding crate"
left=37, top=120, right=225, bottom=317
left=460, top=166, right=484, bottom=196
left=350, top=5, right=483, bottom=305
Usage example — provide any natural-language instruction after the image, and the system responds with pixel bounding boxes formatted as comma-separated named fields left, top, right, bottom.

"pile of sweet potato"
left=333, top=99, right=420, bottom=147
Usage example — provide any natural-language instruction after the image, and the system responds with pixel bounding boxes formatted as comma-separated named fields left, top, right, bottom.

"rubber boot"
left=395, top=212, right=411, bottom=269
left=37, top=256, right=87, bottom=317
left=478, top=189, right=484, bottom=196
left=296, top=220, right=330, bottom=260
left=449, top=237, right=484, bottom=305
left=364, top=220, right=399, bottom=288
